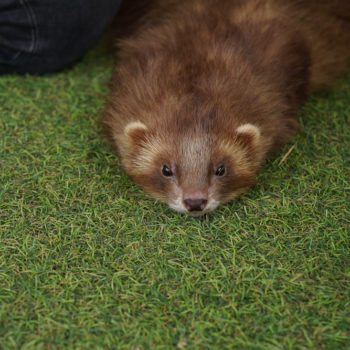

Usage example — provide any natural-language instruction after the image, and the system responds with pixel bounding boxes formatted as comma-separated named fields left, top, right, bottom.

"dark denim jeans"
left=0, top=0, right=122, bottom=74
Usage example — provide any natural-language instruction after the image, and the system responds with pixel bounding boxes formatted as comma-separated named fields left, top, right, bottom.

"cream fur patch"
left=168, top=197, right=188, bottom=214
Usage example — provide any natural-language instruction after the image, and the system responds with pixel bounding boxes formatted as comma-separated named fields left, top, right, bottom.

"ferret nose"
left=183, top=198, right=208, bottom=212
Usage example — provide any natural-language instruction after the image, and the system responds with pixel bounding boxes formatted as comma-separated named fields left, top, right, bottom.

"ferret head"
left=115, top=116, right=265, bottom=216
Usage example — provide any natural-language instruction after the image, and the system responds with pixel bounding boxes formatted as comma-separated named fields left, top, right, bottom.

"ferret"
left=102, top=0, right=350, bottom=216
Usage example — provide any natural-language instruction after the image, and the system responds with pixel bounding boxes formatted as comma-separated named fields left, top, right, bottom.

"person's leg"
left=0, top=0, right=122, bottom=74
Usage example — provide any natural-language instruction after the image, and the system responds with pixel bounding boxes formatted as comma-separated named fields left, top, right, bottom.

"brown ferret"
left=102, top=0, right=350, bottom=216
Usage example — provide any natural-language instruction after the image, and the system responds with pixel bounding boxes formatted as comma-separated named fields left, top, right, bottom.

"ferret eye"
left=215, top=165, right=226, bottom=176
left=162, top=165, right=173, bottom=177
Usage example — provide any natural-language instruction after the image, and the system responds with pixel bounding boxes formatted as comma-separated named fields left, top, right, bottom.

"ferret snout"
left=183, top=198, right=208, bottom=212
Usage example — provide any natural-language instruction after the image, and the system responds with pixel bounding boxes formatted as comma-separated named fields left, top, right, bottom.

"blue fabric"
left=0, top=0, right=122, bottom=74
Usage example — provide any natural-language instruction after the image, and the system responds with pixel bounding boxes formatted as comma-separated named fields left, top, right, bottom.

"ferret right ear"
left=124, top=121, right=148, bottom=146
left=236, top=123, right=261, bottom=146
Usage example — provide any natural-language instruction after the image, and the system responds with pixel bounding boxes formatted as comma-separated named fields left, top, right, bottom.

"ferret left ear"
left=236, top=123, right=261, bottom=146
left=124, top=121, right=148, bottom=146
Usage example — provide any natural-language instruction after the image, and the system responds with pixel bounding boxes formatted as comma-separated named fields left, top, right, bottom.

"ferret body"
left=102, top=0, right=350, bottom=216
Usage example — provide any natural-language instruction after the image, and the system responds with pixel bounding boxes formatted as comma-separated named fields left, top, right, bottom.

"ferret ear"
left=124, top=121, right=148, bottom=146
left=236, top=123, right=261, bottom=146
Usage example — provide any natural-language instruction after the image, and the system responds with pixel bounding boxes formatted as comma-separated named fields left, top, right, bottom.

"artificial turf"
left=0, top=47, right=349, bottom=349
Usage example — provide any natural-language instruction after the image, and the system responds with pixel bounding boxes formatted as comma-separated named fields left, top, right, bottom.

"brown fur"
left=102, top=0, right=350, bottom=215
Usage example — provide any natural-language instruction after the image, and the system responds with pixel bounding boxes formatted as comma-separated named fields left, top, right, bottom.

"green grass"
left=0, top=48, right=349, bottom=350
